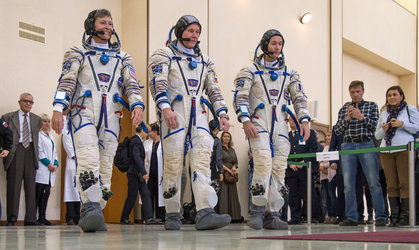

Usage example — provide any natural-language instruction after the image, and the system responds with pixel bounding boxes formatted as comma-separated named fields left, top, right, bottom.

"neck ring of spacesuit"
left=167, top=26, right=201, bottom=58
left=254, top=44, right=285, bottom=71
left=82, top=32, right=121, bottom=53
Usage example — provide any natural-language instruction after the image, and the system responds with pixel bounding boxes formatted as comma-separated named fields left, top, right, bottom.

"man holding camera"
left=334, top=80, right=387, bottom=226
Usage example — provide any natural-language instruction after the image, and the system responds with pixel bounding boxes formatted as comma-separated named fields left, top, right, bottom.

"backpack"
left=114, top=136, right=132, bottom=173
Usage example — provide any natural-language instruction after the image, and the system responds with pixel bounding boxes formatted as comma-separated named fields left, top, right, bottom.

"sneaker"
left=375, top=219, right=387, bottom=227
left=339, top=218, right=358, bottom=226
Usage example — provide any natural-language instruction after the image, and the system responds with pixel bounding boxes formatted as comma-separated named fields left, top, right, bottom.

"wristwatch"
left=220, top=114, right=229, bottom=120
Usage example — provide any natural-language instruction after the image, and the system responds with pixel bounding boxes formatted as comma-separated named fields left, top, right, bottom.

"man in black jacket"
left=286, top=118, right=322, bottom=224
left=0, top=117, right=13, bottom=220
left=0, top=118, right=13, bottom=158
left=120, top=125, right=154, bottom=224
left=209, top=120, right=224, bottom=213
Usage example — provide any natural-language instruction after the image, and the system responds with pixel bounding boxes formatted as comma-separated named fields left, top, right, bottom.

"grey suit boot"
left=165, top=213, right=182, bottom=230
left=78, top=202, right=106, bottom=232
left=195, top=208, right=231, bottom=230
left=263, top=212, right=288, bottom=229
left=247, top=203, right=265, bottom=230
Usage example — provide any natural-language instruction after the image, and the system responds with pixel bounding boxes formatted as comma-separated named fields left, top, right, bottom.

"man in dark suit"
left=286, top=117, right=322, bottom=224
left=328, top=125, right=345, bottom=223
left=1, top=93, right=42, bottom=226
left=120, top=125, right=155, bottom=224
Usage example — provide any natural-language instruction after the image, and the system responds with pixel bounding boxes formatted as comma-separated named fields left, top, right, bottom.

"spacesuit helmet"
left=260, top=29, right=285, bottom=55
left=174, top=15, right=201, bottom=41
left=84, top=9, right=113, bottom=36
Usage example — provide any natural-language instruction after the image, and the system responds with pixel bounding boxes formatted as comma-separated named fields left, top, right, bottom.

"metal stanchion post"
left=307, top=162, right=312, bottom=225
left=408, top=141, right=416, bottom=227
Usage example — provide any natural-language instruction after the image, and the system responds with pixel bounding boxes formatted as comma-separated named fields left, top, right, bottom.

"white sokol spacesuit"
left=234, top=29, right=310, bottom=229
left=148, top=15, right=230, bottom=230
left=53, top=10, right=144, bottom=232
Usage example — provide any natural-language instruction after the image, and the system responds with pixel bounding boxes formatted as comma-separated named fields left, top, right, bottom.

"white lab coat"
left=62, top=118, right=80, bottom=202
left=144, top=138, right=164, bottom=207
left=36, top=131, right=58, bottom=186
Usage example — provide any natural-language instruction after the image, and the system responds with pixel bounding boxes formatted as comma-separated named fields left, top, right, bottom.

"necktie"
left=22, top=114, right=30, bottom=148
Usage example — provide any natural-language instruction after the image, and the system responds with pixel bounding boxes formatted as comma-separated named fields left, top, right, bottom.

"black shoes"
left=6, top=221, right=15, bottom=226
left=24, top=221, right=43, bottom=226
left=335, top=217, right=345, bottom=224
left=67, top=220, right=76, bottom=225
left=366, top=215, right=373, bottom=224
left=38, top=219, right=55, bottom=226
left=145, top=218, right=163, bottom=225
left=287, top=219, right=301, bottom=225
left=339, top=218, right=358, bottom=226
left=120, top=219, right=134, bottom=225
left=375, top=219, right=387, bottom=227
left=357, top=218, right=366, bottom=225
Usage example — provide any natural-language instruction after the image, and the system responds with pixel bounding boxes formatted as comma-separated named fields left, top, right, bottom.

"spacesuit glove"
left=101, top=187, right=114, bottom=201
left=79, top=171, right=98, bottom=191
left=279, top=185, right=289, bottom=197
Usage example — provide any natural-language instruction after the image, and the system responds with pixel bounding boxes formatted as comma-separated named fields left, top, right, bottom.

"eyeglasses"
left=20, top=100, right=34, bottom=104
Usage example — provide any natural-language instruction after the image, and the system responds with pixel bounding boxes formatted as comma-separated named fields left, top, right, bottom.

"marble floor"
left=0, top=223, right=418, bottom=250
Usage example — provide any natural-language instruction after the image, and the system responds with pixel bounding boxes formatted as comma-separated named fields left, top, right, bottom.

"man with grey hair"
left=2, top=93, right=42, bottom=226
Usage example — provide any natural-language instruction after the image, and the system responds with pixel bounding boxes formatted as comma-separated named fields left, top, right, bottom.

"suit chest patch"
left=98, top=73, right=111, bottom=83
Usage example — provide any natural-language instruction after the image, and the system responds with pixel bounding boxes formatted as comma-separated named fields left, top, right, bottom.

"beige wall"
left=1, top=0, right=417, bottom=222
left=342, top=53, right=399, bottom=115
left=343, top=0, right=416, bottom=73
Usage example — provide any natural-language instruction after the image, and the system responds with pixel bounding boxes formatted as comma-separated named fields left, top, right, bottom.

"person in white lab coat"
left=144, top=122, right=165, bottom=221
left=35, top=113, right=58, bottom=226
left=62, top=114, right=81, bottom=225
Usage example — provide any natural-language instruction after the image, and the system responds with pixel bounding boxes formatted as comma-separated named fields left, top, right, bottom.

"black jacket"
left=0, top=118, right=13, bottom=151
left=287, top=129, right=318, bottom=177
left=329, top=125, right=343, bottom=167
left=210, top=133, right=223, bottom=180
left=128, top=135, right=147, bottom=177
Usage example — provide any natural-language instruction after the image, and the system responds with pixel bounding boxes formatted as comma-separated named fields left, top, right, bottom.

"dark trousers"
left=121, top=173, right=152, bottom=221
left=336, top=171, right=345, bottom=218
left=321, top=179, right=330, bottom=216
left=7, top=143, right=37, bottom=223
left=147, top=175, right=165, bottom=221
left=286, top=170, right=322, bottom=222
left=327, top=175, right=338, bottom=217
left=380, top=169, right=389, bottom=217
left=35, top=183, right=51, bottom=220
left=65, top=202, right=80, bottom=223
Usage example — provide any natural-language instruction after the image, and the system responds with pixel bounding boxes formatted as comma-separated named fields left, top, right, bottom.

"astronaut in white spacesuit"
left=148, top=15, right=231, bottom=230
left=51, top=9, right=144, bottom=232
left=233, top=29, right=310, bottom=230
